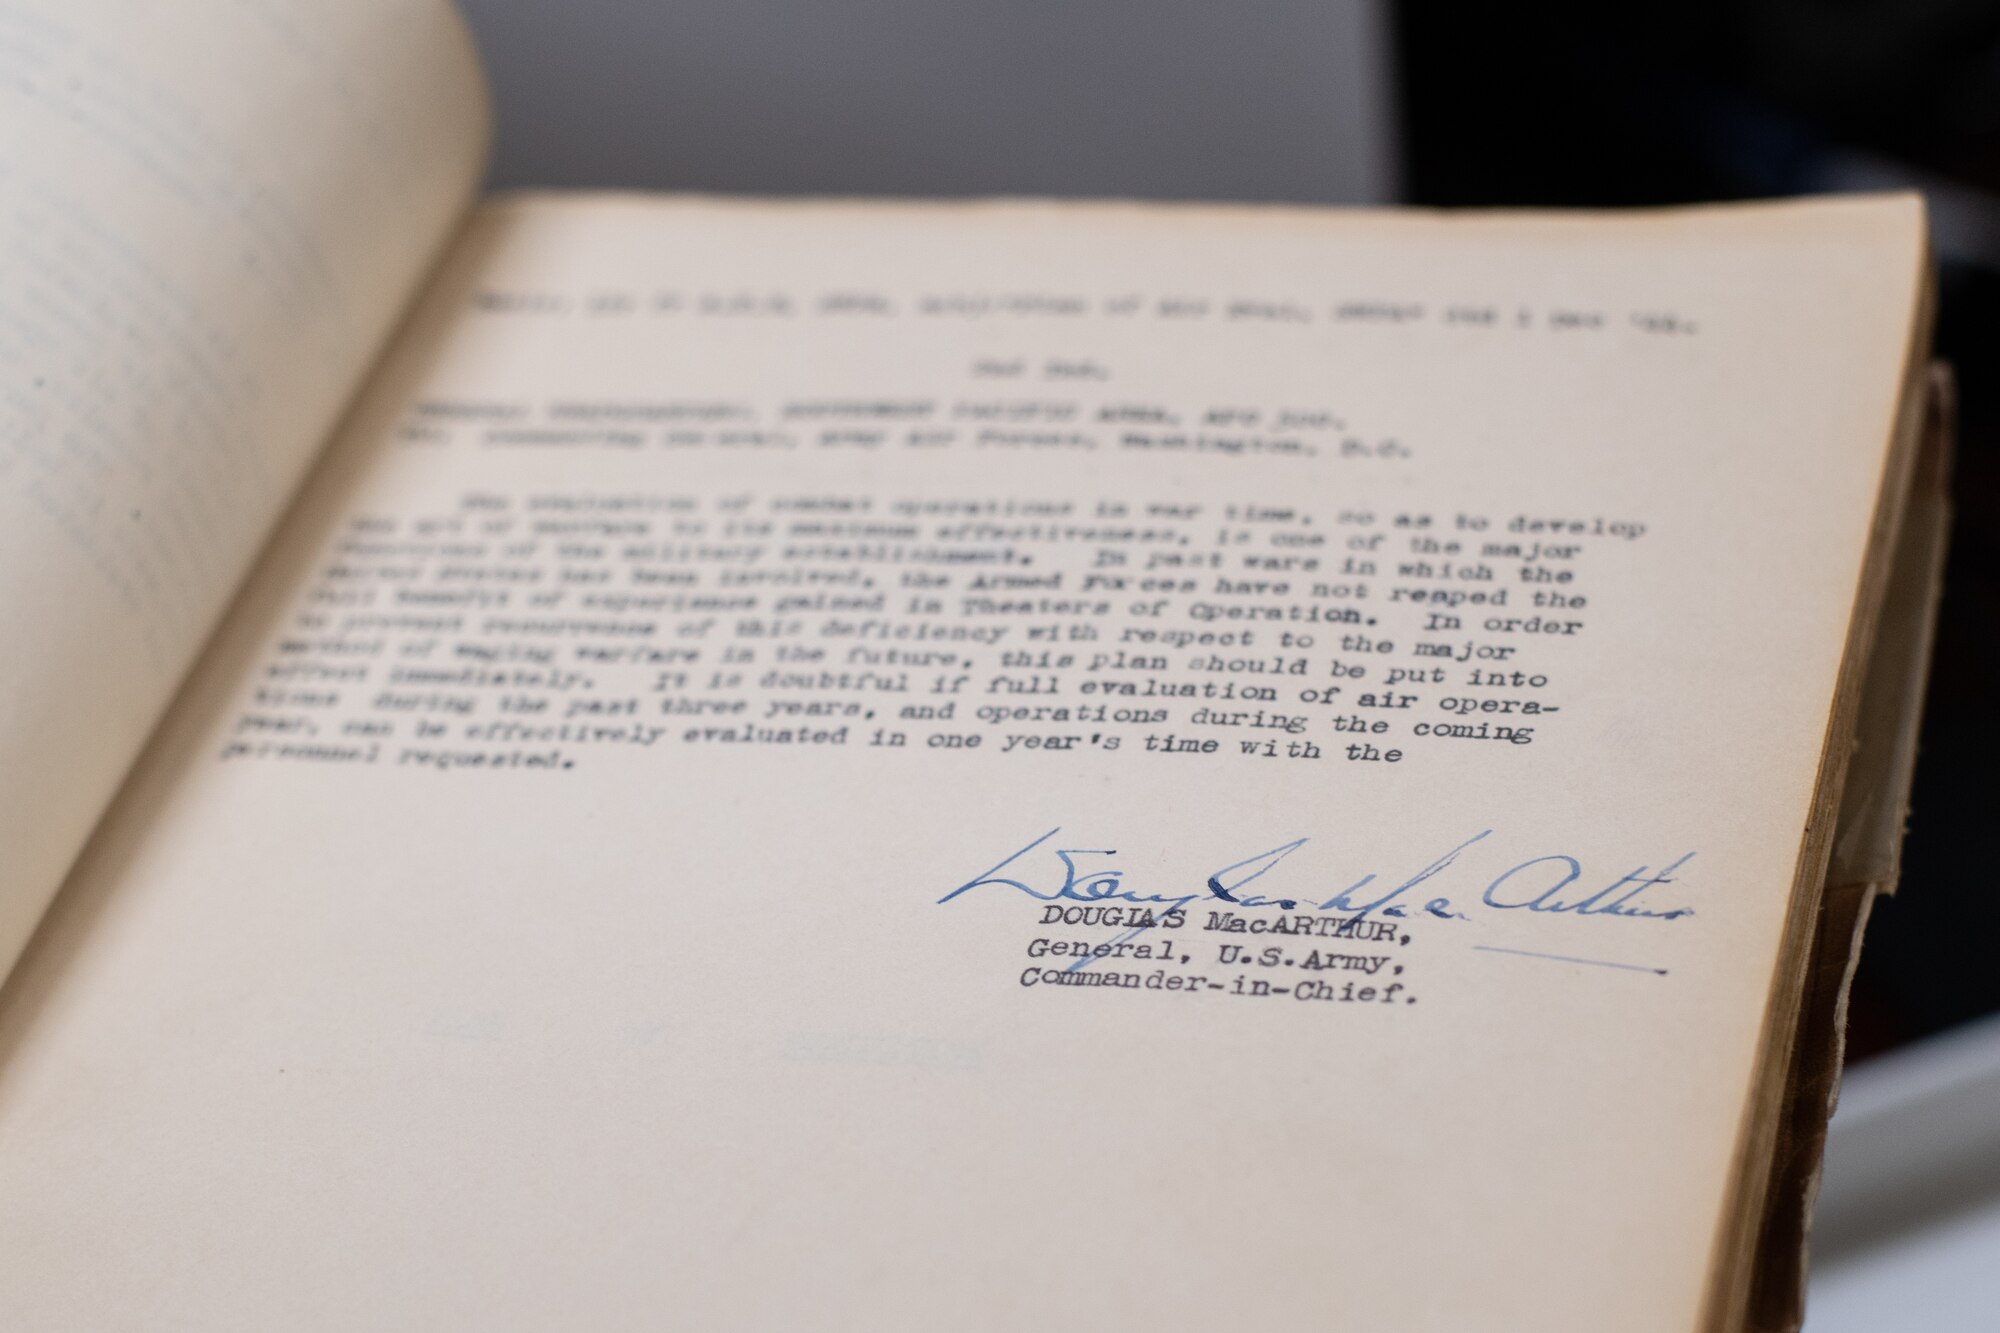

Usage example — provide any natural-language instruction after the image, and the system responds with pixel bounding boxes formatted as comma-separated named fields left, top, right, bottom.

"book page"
left=0, top=0, right=488, bottom=972
left=0, top=195, right=1925, bottom=1331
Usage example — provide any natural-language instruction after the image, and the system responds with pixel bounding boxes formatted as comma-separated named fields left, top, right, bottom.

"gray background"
left=453, top=0, right=1399, bottom=202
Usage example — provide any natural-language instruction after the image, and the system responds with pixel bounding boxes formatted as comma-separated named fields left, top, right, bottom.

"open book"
left=0, top=3, right=1950, bottom=1329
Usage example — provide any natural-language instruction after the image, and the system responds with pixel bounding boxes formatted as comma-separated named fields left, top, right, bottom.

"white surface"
left=1807, top=1013, right=2000, bottom=1328
left=1809, top=1196, right=2000, bottom=1331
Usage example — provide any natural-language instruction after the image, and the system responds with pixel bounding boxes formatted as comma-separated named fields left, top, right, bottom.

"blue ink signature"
left=938, top=829, right=1695, bottom=972
left=1480, top=853, right=1696, bottom=920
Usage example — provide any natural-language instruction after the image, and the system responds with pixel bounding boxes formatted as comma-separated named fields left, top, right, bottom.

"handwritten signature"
left=938, top=827, right=1696, bottom=925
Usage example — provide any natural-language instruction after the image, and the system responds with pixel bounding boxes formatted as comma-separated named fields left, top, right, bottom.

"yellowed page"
left=0, top=0, right=488, bottom=972
left=0, top=195, right=1924, bottom=1331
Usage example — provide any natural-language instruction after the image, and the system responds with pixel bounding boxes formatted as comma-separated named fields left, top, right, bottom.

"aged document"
left=0, top=196, right=1925, bottom=1330
left=0, top=0, right=487, bottom=967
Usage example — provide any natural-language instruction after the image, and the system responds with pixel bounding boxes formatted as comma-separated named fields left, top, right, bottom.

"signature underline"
left=1472, top=944, right=1668, bottom=976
